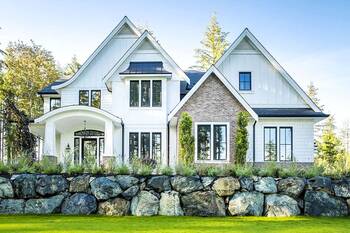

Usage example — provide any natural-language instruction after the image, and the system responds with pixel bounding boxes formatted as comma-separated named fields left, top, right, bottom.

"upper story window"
left=91, top=90, right=101, bottom=109
left=50, top=98, right=61, bottom=111
left=79, top=90, right=101, bottom=108
left=129, top=80, right=162, bottom=107
left=239, top=72, right=251, bottom=91
left=79, top=90, right=89, bottom=106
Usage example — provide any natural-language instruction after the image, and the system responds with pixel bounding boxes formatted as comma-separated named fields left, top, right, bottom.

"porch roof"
left=252, top=108, right=329, bottom=118
left=120, top=61, right=171, bottom=75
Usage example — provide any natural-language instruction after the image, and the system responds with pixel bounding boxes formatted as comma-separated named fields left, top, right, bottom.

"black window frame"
left=50, top=97, right=61, bottom=111
left=239, top=72, right=252, bottom=91
left=129, top=80, right=162, bottom=108
left=140, top=132, right=151, bottom=159
left=129, top=132, right=139, bottom=160
left=264, top=127, right=277, bottom=161
left=129, top=81, right=140, bottom=107
left=213, top=124, right=228, bottom=161
left=79, top=90, right=89, bottom=106
left=140, top=80, right=151, bottom=107
left=279, top=127, right=293, bottom=161
left=90, top=90, right=101, bottom=109
left=152, top=80, right=162, bottom=107
left=152, top=132, right=162, bottom=161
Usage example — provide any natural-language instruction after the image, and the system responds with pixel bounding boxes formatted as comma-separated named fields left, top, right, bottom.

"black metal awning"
left=120, top=61, right=171, bottom=75
left=252, top=108, right=329, bottom=118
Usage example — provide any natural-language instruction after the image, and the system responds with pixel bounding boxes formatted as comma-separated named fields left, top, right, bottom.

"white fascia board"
left=53, top=16, right=140, bottom=90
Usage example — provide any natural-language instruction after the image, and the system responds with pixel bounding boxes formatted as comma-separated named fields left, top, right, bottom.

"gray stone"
left=347, top=199, right=350, bottom=214
left=36, top=175, right=68, bottom=196
left=25, top=195, right=65, bottom=214
left=0, top=199, right=24, bottom=214
left=304, top=191, right=348, bottom=216
left=0, top=177, right=14, bottom=198
left=333, top=178, right=350, bottom=198
left=159, top=191, right=183, bottom=216
left=98, top=198, right=130, bottom=216
left=307, top=176, right=333, bottom=193
left=201, top=177, right=215, bottom=189
left=115, top=175, right=139, bottom=190
left=254, top=177, right=277, bottom=194
left=239, top=177, right=254, bottom=191
left=181, top=191, right=226, bottom=216
left=264, top=194, right=300, bottom=217
left=146, top=176, right=171, bottom=193
left=61, top=193, right=97, bottom=215
left=171, top=176, right=203, bottom=194
left=12, top=174, right=36, bottom=198
left=228, top=191, right=264, bottom=216
left=278, top=177, right=305, bottom=198
left=131, top=191, right=159, bottom=216
left=69, top=175, right=90, bottom=193
left=90, top=177, right=122, bottom=200
left=212, top=177, right=240, bottom=196
left=122, top=185, right=139, bottom=200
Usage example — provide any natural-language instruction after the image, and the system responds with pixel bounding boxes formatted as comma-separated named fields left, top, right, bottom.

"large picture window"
left=239, top=72, right=251, bottom=91
left=79, top=90, right=89, bottom=106
left=91, top=90, right=101, bottom=109
left=280, top=127, right=293, bottom=161
left=129, top=80, right=162, bottom=107
left=50, top=98, right=61, bottom=111
left=129, top=132, right=162, bottom=162
left=264, top=127, right=277, bottom=161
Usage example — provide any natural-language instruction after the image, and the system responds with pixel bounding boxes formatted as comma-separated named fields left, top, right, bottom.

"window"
left=50, top=98, right=61, bottom=111
left=141, top=132, right=151, bottom=159
left=280, top=127, right=293, bottom=161
left=196, top=123, right=228, bottom=161
left=129, top=133, right=139, bottom=160
left=79, top=90, right=89, bottom=105
left=99, top=138, right=105, bottom=165
left=91, top=90, right=101, bottom=108
left=129, top=80, right=162, bottom=107
left=239, top=72, right=251, bottom=91
left=129, top=132, right=162, bottom=162
left=74, top=138, right=80, bottom=165
left=264, top=127, right=277, bottom=161
left=152, top=133, right=161, bottom=161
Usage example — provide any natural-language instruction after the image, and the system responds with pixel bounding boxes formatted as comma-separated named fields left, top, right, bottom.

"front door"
left=81, top=138, right=98, bottom=163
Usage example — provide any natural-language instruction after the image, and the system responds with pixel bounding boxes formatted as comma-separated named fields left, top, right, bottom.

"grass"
left=0, top=215, right=349, bottom=233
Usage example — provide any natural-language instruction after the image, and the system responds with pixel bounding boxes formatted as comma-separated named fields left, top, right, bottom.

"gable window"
left=280, top=127, right=293, bottom=161
left=129, top=80, right=162, bottom=107
left=91, top=90, right=101, bottom=108
left=129, top=132, right=162, bottom=162
left=196, top=123, right=228, bottom=162
left=239, top=72, right=251, bottom=91
left=50, top=98, right=61, bottom=111
left=264, top=127, right=277, bottom=161
left=79, top=90, right=89, bottom=106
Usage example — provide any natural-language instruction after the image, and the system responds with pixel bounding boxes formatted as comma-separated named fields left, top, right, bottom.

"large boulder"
left=25, top=195, right=65, bottom=214
left=201, top=177, right=215, bottom=189
left=171, top=176, right=203, bottom=194
left=122, top=185, right=139, bottom=200
left=12, top=174, right=36, bottom=198
left=0, top=177, right=14, bottom=198
left=69, top=175, right=90, bottom=193
left=304, top=191, right=348, bottom=216
left=0, top=199, right=24, bottom=214
left=115, top=175, right=139, bottom=190
left=181, top=191, right=225, bottom=216
left=131, top=191, right=159, bottom=216
left=212, top=177, right=240, bottom=196
left=98, top=198, right=130, bottom=216
left=307, top=176, right=333, bottom=194
left=159, top=191, right=183, bottom=216
left=90, top=177, right=122, bottom=200
left=36, top=175, right=68, bottom=196
left=228, top=191, right=264, bottom=216
left=278, top=177, right=305, bottom=198
left=146, top=176, right=171, bottom=193
left=61, top=193, right=97, bottom=215
left=264, top=194, right=300, bottom=217
left=254, top=177, right=277, bottom=194
left=239, top=177, right=254, bottom=191
left=333, top=178, right=350, bottom=198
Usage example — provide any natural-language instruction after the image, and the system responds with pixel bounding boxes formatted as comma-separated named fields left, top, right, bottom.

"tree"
left=194, top=13, right=229, bottom=70
left=340, top=120, right=350, bottom=154
left=63, top=55, right=81, bottom=78
left=307, top=82, right=324, bottom=111
left=235, top=112, right=249, bottom=165
left=178, top=112, right=194, bottom=165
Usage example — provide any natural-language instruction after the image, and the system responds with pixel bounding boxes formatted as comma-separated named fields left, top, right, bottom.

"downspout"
left=167, top=122, right=170, bottom=167
left=121, top=121, right=125, bottom=164
left=253, top=120, right=257, bottom=166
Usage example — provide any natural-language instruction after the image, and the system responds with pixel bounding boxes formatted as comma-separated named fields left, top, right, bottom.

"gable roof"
left=52, top=16, right=140, bottom=90
left=168, top=65, right=259, bottom=121
left=215, top=28, right=322, bottom=112
left=103, top=30, right=190, bottom=83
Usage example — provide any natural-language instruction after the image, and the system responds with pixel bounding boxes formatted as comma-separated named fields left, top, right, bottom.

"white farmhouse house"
left=30, top=16, right=328, bottom=167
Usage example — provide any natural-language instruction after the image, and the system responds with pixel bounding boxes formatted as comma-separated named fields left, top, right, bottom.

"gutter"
left=121, top=121, right=125, bottom=164
left=167, top=122, right=170, bottom=166
left=253, top=120, right=257, bottom=166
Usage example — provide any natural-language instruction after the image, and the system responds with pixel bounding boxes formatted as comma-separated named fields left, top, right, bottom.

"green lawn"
left=0, top=215, right=349, bottom=233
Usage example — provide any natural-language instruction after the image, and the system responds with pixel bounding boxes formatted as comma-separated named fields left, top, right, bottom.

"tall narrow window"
left=79, top=90, right=89, bottom=105
left=74, top=138, right=80, bottom=165
left=239, top=72, right=251, bottom=91
left=91, top=90, right=101, bottom=108
left=141, top=80, right=150, bottom=107
left=213, top=125, right=227, bottom=160
left=280, top=127, right=293, bottom=161
left=264, top=127, right=277, bottom=161
left=50, top=98, right=61, bottom=111
left=152, top=80, right=162, bottom=107
left=99, top=138, right=105, bottom=165
left=197, top=125, right=211, bottom=160
left=141, top=132, right=150, bottom=159
left=152, top=133, right=161, bottom=162
left=129, top=133, right=139, bottom=160
left=130, top=81, right=139, bottom=107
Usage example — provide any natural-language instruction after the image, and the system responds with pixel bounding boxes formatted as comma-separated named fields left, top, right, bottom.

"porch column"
left=104, top=120, right=114, bottom=156
left=43, top=121, right=56, bottom=157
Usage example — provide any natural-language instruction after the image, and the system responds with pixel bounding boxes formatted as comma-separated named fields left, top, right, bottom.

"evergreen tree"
left=307, top=82, right=324, bottom=110
left=235, top=112, right=249, bottom=165
left=194, top=13, right=229, bottom=70
left=179, top=112, right=194, bottom=165
left=63, top=55, right=81, bottom=78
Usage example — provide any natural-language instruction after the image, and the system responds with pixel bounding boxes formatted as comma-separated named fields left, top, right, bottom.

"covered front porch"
left=30, top=106, right=123, bottom=165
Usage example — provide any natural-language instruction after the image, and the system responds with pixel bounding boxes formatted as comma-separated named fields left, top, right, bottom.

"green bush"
left=278, top=163, right=301, bottom=178
left=0, top=161, right=10, bottom=174
left=9, top=153, right=35, bottom=174
left=160, top=166, right=173, bottom=176
left=178, top=112, right=194, bottom=165
left=35, top=157, right=62, bottom=174
left=235, top=112, right=249, bottom=165
left=258, top=162, right=280, bottom=177
left=67, top=164, right=84, bottom=175
left=114, top=164, right=130, bottom=175
left=196, top=165, right=225, bottom=177
left=175, top=164, right=196, bottom=176
left=138, top=164, right=153, bottom=176
left=302, top=165, right=323, bottom=178
left=232, top=164, right=255, bottom=177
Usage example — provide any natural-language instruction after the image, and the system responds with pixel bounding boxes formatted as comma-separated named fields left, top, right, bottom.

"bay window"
left=129, top=80, right=162, bottom=107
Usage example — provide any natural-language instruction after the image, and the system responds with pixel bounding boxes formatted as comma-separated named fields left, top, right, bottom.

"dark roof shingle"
left=38, top=80, right=67, bottom=95
left=120, top=61, right=171, bottom=75
left=252, top=108, right=329, bottom=118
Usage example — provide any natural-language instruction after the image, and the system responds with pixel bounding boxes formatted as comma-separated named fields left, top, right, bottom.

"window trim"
left=129, top=79, right=162, bottom=108
left=90, top=90, right=101, bottom=109
left=79, top=90, right=89, bottom=106
left=279, top=127, right=293, bottom=162
left=263, top=127, right=278, bottom=162
left=239, top=71, right=252, bottom=91
left=194, top=122, right=230, bottom=164
left=49, top=97, right=61, bottom=111
left=129, top=131, right=162, bottom=163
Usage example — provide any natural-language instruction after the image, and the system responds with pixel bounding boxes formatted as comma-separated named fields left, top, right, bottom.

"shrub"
left=235, top=112, right=249, bottom=165
left=179, top=112, right=194, bottom=165
left=302, top=165, right=323, bottom=178
left=278, top=162, right=301, bottom=178
left=258, top=162, right=279, bottom=177
left=9, top=152, right=35, bottom=174
left=196, top=165, right=224, bottom=177
left=36, top=156, right=62, bottom=174
left=114, top=164, right=130, bottom=175
left=138, top=164, right=153, bottom=176
left=160, top=166, right=173, bottom=176
left=175, top=164, right=196, bottom=176
left=0, top=161, right=10, bottom=174
left=67, top=164, right=84, bottom=175
left=232, top=164, right=255, bottom=177
left=83, top=150, right=97, bottom=173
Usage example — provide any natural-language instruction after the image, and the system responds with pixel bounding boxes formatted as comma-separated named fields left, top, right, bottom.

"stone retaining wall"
left=0, top=174, right=349, bottom=216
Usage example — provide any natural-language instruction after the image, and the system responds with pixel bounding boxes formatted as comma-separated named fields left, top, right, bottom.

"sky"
left=1, top=0, right=350, bottom=127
